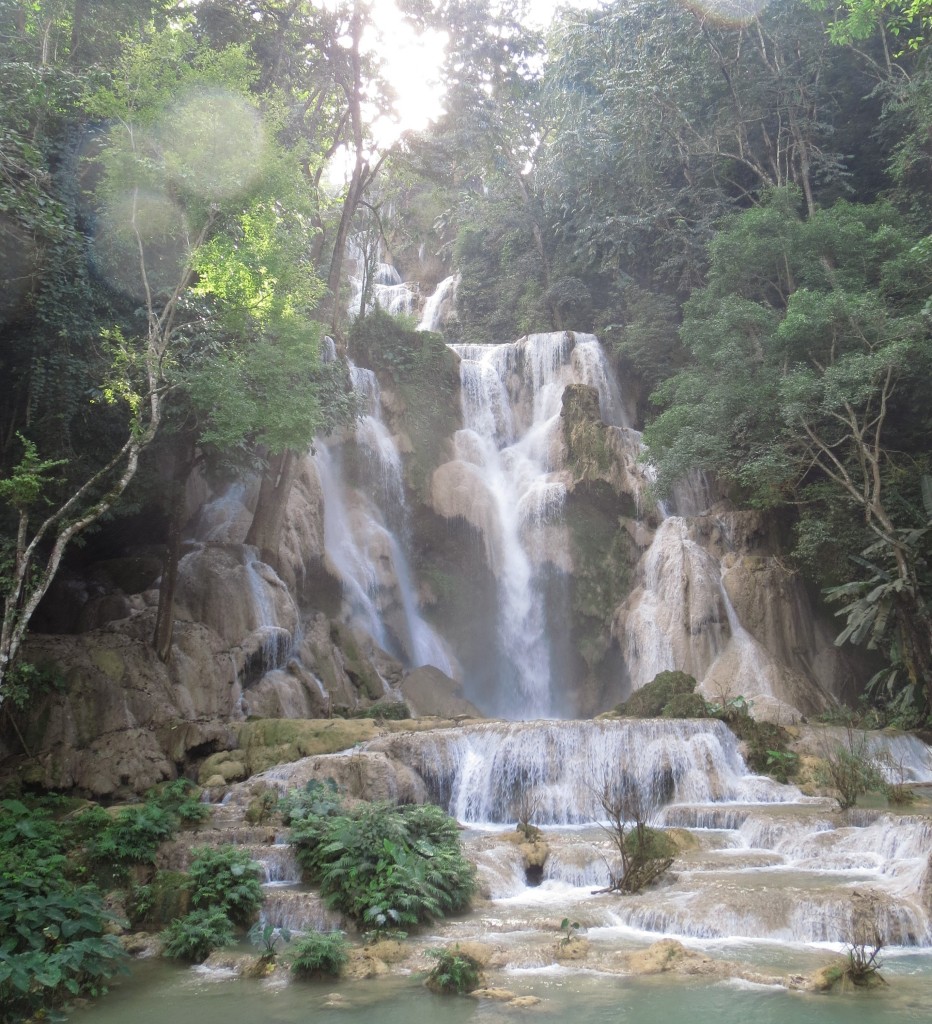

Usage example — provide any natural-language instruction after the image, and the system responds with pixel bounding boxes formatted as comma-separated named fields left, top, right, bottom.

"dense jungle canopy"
left=1, top=0, right=931, bottom=719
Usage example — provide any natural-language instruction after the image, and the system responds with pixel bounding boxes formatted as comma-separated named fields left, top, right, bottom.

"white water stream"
left=315, top=362, right=453, bottom=674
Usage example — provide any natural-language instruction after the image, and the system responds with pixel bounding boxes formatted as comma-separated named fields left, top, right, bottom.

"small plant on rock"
left=425, top=946, right=483, bottom=994
left=844, top=893, right=887, bottom=987
left=515, top=781, right=542, bottom=839
left=290, top=930, right=349, bottom=978
left=161, top=908, right=234, bottom=963
left=559, top=917, right=580, bottom=947
left=249, top=921, right=291, bottom=961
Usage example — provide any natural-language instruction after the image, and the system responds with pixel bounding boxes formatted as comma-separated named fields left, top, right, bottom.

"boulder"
left=399, top=665, right=483, bottom=719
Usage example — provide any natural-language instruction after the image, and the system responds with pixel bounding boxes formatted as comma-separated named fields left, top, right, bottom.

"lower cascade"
left=235, top=719, right=932, bottom=951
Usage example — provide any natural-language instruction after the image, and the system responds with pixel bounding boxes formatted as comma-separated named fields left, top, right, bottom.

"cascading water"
left=314, top=362, right=454, bottom=675
left=250, top=718, right=932, bottom=950
left=372, top=719, right=794, bottom=825
left=417, top=273, right=458, bottom=332
left=447, top=332, right=628, bottom=718
left=346, top=241, right=417, bottom=319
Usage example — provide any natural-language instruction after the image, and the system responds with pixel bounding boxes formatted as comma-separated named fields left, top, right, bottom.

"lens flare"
left=160, top=90, right=265, bottom=200
left=93, top=191, right=189, bottom=300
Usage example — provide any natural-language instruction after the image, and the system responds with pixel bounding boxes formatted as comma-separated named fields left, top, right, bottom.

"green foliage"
left=645, top=190, right=932, bottom=710
left=128, top=871, right=191, bottom=929
left=248, top=922, right=291, bottom=960
left=616, top=671, right=699, bottom=718
left=559, top=917, right=580, bottom=947
left=425, top=946, right=483, bottom=995
left=0, top=434, right=66, bottom=514
left=80, top=803, right=176, bottom=880
left=289, top=801, right=475, bottom=931
left=0, top=800, right=128, bottom=1023
left=0, top=660, right=64, bottom=712
left=0, top=877, right=127, bottom=1024
left=279, top=778, right=342, bottom=826
left=146, top=778, right=212, bottom=826
left=660, top=692, right=710, bottom=719
left=187, top=845, right=264, bottom=927
left=826, top=520, right=932, bottom=721
left=161, top=908, right=234, bottom=963
left=289, top=931, right=349, bottom=979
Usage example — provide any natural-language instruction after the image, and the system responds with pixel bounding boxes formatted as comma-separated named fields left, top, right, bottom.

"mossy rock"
left=725, top=716, right=796, bottom=780
left=617, top=671, right=698, bottom=718
left=132, top=869, right=191, bottom=928
left=661, top=692, right=709, bottom=719
left=198, top=751, right=248, bottom=785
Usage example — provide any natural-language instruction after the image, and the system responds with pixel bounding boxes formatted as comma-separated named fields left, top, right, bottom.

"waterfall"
left=314, top=362, right=454, bottom=674
left=446, top=332, right=627, bottom=718
left=372, top=719, right=796, bottom=825
left=418, top=273, right=458, bottom=332
left=244, top=549, right=294, bottom=673
left=346, top=240, right=417, bottom=319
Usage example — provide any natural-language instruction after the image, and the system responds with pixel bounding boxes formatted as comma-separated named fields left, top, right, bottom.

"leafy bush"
left=0, top=874, right=126, bottom=1023
left=290, top=931, right=349, bottom=978
left=724, top=715, right=798, bottom=782
left=279, top=778, right=342, bottom=826
left=425, top=946, right=482, bottom=994
left=146, top=779, right=212, bottom=826
left=187, top=846, right=264, bottom=926
left=0, top=798, right=72, bottom=883
left=161, top=908, right=234, bottom=963
left=814, top=730, right=889, bottom=810
left=249, top=922, right=291, bottom=960
left=290, top=802, right=475, bottom=931
left=128, top=870, right=191, bottom=929
left=80, top=803, right=177, bottom=879
left=347, top=701, right=411, bottom=720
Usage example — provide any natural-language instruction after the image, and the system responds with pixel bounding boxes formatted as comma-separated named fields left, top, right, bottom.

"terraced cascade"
left=73, top=718, right=932, bottom=1023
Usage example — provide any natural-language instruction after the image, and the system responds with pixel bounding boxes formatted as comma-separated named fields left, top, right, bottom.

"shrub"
left=0, top=876, right=127, bottom=1023
left=80, top=803, right=176, bottom=880
left=425, top=946, right=482, bottom=994
left=249, top=922, right=291, bottom=960
left=290, top=931, right=349, bottom=978
left=187, top=845, right=264, bottom=926
left=348, top=701, right=411, bottom=720
left=279, top=778, right=342, bottom=826
left=725, top=716, right=798, bottom=782
left=161, top=908, right=234, bottom=963
left=129, top=870, right=191, bottom=929
left=814, top=730, right=889, bottom=810
left=146, top=779, right=212, bottom=826
left=290, top=802, right=475, bottom=931
left=616, top=671, right=698, bottom=718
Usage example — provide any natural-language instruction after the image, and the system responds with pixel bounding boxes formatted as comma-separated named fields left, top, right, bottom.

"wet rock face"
left=11, top=622, right=237, bottom=798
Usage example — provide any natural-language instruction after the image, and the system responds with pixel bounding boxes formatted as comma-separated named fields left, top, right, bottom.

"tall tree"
left=644, top=188, right=932, bottom=709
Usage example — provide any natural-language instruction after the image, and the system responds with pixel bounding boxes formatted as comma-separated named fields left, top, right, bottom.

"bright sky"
left=368, top=0, right=598, bottom=146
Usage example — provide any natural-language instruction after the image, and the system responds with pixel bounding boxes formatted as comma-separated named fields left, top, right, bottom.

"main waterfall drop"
left=432, top=332, right=630, bottom=719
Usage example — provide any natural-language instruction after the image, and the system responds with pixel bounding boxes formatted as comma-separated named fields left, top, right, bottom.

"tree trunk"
left=153, top=439, right=197, bottom=663
left=245, top=450, right=298, bottom=568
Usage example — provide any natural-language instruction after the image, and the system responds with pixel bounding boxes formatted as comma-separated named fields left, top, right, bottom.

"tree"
left=542, top=0, right=867, bottom=292
left=0, top=28, right=341, bottom=695
left=645, top=188, right=932, bottom=709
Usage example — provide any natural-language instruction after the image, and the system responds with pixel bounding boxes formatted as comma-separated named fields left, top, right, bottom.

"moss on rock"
left=616, top=671, right=699, bottom=718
